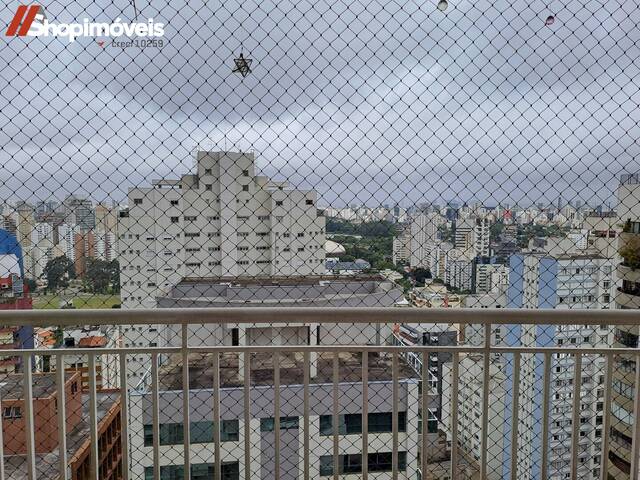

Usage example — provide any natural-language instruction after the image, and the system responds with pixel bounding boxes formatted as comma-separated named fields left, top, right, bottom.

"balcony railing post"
left=273, top=351, right=280, bottom=480
left=244, top=351, right=251, bottom=480
left=631, top=354, right=640, bottom=480
left=303, top=350, right=311, bottom=480
left=0, top=372, right=3, bottom=480
left=480, top=323, right=491, bottom=479
left=213, top=352, right=221, bottom=480
left=22, top=353, right=36, bottom=480
left=599, top=353, right=612, bottom=480
left=450, top=352, right=459, bottom=480
left=332, top=351, right=339, bottom=480
left=56, top=353, right=68, bottom=480
left=88, top=353, right=100, bottom=480
left=181, top=324, right=191, bottom=480
left=392, top=352, right=399, bottom=480
left=541, top=352, right=551, bottom=480
left=362, top=351, right=369, bottom=480
left=570, top=353, right=582, bottom=480
left=421, top=350, right=428, bottom=480
left=119, top=353, right=130, bottom=480
left=151, top=352, right=160, bottom=480
left=510, top=352, right=521, bottom=480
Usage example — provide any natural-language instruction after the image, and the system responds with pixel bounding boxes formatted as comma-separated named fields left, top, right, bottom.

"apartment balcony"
left=0, top=308, right=638, bottom=480
left=617, top=287, right=640, bottom=309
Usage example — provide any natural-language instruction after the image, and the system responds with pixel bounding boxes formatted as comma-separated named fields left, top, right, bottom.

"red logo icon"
left=6, top=5, right=41, bottom=37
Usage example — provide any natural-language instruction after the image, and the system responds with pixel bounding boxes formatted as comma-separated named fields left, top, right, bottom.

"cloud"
left=1, top=0, right=639, bottom=208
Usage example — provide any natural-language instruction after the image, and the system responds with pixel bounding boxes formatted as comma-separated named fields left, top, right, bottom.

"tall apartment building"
left=506, top=252, right=615, bottom=480
left=608, top=173, right=640, bottom=478
left=409, top=213, right=445, bottom=268
left=62, top=195, right=95, bottom=231
left=473, top=262, right=509, bottom=294
left=454, top=217, right=490, bottom=258
left=393, top=225, right=411, bottom=265
left=444, top=248, right=473, bottom=292
left=440, top=356, right=506, bottom=480
left=118, top=151, right=326, bottom=310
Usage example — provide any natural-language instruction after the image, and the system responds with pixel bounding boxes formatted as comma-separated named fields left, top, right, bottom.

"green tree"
left=620, top=235, right=640, bottom=269
left=108, top=259, right=121, bottom=293
left=43, top=256, right=75, bottom=292
left=84, top=259, right=121, bottom=294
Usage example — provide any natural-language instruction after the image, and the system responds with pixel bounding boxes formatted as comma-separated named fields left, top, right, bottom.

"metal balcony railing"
left=0, top=308, right=639, bottom=480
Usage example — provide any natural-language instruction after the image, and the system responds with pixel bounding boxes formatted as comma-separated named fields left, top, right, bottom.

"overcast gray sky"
left=1, top=0, right=639, bottom=208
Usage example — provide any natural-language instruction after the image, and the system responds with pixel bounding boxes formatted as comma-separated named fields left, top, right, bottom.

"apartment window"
left=237, top=260, right=250, bottom=265
left=205, top=184, right=212, bottom=191
left=208, top=247, right=221, bottom=252
left=170, top=200, right=179, bottom=206
left=144, top=420, right=240, bottom=446
left=242, top=185, right=249, bottom=192
left=275, top=201, right=283, bottom=206
left=145, top=462, right=239, bottom=480
left=3, top=406, right=22, bottom=419
left=260, top=416, right=299, bottom=432
left=319, top=412, right=406, bottom=435
left=237, top=246, right=249, bottom=251
left=238, top=232, right=249, bottom=237
left=208, top=261, right=221, bottom=266
left=204, top=168, right=212, bottom=174
left=170, top=217, right=179, bottom=223
left=134, top=198, right=143, bottom=205
left=242, top=169, right=249, bottom=176
left=184, top=232, right=200, bottom=238
left=184, top=216, right=197, bottom=221
left=306, top=199, right=314, bottom=205
left=319, top=452, right=407, bottom=476
left=185, top=262, right=201, bottom=267
left=207, top=216, right=219, bottom=221
left=185, top=248, right=201, bottom=253
left=297, top=232, right=304, bottom=237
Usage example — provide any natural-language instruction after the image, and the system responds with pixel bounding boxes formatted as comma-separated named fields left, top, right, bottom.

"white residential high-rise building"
left=392, top=225, right=411, bottom=265
left=506, top=250, right=616, bottom=480
left=455, top=217, right=490, bottom=258
left=409, top=213, right=445, bottom=268
left=117, top=151, right=327, bottom=386
left=118, top=151, right=326, bottom=310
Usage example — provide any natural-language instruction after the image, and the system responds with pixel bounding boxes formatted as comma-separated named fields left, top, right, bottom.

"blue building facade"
left=502, top=253, right=557, bottom=479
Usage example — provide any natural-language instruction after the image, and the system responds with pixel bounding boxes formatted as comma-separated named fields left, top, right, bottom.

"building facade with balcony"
left=506, top=252, right=612, bottom=480
left=608, top=173, right=640, bottom=479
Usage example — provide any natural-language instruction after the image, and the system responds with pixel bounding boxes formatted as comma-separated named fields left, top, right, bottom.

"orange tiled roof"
left=77, top=336, right=107, bottom=348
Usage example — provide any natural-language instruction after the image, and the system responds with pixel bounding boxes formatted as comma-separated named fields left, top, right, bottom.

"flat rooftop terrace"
left=158, top=351, right=418, bottom=390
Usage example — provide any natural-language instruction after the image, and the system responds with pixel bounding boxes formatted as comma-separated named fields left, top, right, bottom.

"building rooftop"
left=77, top=336, right=107, bottom=348
left=5, top=392, right=120, bottom=480
left=0, top=373, right=77, bottom=400
left=158, top=276, right=403, bottom=308
left=158, top=351, right=418, bottom=391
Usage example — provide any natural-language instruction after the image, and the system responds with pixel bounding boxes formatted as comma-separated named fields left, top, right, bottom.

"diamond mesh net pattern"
left=0, top=0, right=639, bottom=479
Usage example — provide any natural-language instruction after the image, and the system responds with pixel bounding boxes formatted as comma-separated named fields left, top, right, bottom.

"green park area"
left=32, top=294, right=121, bottom=310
